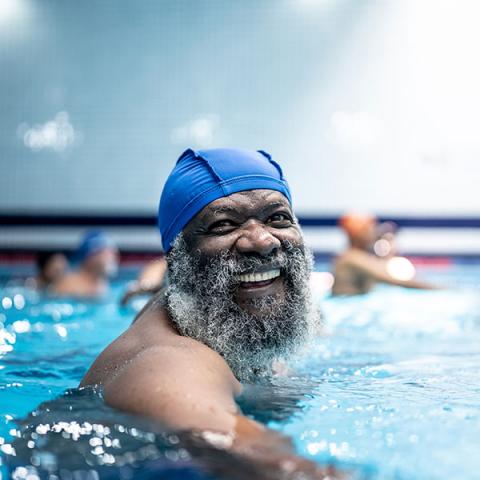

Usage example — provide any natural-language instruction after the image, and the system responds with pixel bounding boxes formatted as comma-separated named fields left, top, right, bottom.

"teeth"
left=236, top=269, right=281, bottom=283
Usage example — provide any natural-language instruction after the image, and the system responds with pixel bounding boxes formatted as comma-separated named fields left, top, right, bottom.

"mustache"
left=201, top=241, right=300, bottom=276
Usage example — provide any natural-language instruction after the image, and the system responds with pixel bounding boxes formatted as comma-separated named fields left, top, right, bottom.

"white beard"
left=165, top=234, right=320, bottom=381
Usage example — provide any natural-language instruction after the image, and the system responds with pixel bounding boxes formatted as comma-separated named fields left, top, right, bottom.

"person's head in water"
left=339, top=213, right=378, bottom=251
left=75, top=231, right=119, bottom=279
left=36, top=251, right=68, bottom=287
left=158, top=148, right=319, bottom=380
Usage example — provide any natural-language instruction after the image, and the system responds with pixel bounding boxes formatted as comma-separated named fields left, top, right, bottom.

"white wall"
left=1, top=0, right=480, bottom=217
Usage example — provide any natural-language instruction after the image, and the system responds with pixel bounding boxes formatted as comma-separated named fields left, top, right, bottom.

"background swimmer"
left=54, top=231, right=119, bottom=298
left=34, top=250, right=69, bottom=291
left=332, top=213, right=436, bottom=295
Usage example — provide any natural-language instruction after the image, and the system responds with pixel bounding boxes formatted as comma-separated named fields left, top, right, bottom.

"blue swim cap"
left=75, top=231, right=116, bottom=263
left=159, top=148, right=292, bottom=252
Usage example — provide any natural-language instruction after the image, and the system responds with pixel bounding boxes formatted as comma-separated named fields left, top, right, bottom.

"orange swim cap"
left=339, top=213, right=377, bottom=237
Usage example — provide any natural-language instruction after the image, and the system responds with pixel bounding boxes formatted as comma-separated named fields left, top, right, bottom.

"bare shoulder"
left=81, top=304, right=240, bottom=393
left=54, top=272, right=81, bottom=292
left=54, top=272, right=101, bottom=297
left=111, top=340, right=239, bottom=393
left=83, top=306, right=242, bottom=430
left=101, top=341, right=241, bottom=430
left=79, top=305, right=167, bottom=386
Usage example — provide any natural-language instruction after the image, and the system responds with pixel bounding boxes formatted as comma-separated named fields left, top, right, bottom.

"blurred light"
left=307, top=440, right=328, bottom=455
left=54, top=324, right=68, bottom=338
left=2, top=297, right=12, bottom=309
left=18, top=112, right=82, bottom=153
left=0, top=329, right=16, bottom=355
left=12, top=320, right=30, bottom=334
left=0, top=0, right=33, bottom=42
left=0, top=0, right=26, bottom=26
left=310, top=271, right=335, bottom=295
left=0, top=443, right=15, bottom=455
left=386, top=256, right=416, bottom=281
left=374, top=238, right=392, bottom=257
left=171, top=114, right=219, bottom=148
left=13, top=294, right=25, bottom=310
left=35, top=424, right=50, bottom=435
left=200, top=430, right=234, bottom=449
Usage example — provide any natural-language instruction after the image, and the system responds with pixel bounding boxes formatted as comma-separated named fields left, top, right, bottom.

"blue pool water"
left=1, top=262, right=480, bottom=479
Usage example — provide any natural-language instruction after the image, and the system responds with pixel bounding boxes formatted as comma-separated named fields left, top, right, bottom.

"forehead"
left=193, top=189, right=291, bottom=223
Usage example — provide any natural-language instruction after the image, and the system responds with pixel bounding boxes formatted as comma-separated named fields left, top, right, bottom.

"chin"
left=237, top=292, right=287, bottom=318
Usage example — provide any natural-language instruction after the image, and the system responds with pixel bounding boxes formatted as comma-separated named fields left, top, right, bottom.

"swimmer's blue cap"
left=159, top=148, right=292, bottom=252
left=75, top=230, right=116, bottom=263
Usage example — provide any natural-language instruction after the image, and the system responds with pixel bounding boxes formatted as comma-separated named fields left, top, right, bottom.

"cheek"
left=188, top=235, right=235, bottom=259
left=279, top=227, right=304, bottom=247
left=188, top=227, right=304, bottom=257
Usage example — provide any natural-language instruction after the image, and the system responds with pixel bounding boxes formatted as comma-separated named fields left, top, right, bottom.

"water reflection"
left=7, top=387, right=298, bottom=480
left=2, top=267, right=480, bottom=479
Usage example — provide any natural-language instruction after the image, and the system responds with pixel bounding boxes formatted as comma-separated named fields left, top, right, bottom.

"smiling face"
left=182, top=189, right=304, bottom=314
left=165, top=189, right=318, bottom=380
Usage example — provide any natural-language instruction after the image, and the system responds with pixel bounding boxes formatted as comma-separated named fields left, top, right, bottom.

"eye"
left=268, top=212, right=294, bottom=227
left=208, top=219, right=237, bottom=233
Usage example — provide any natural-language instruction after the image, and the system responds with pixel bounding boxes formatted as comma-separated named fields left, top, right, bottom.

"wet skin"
left=80, top=189, right=345, bottom=478
left=182, top=189, right=304, bottom=313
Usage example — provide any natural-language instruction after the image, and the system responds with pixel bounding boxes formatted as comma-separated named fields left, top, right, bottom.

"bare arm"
left=120, top=281, right=164, bottom=306
left=103, top=346, right=240, bottom=431
left=346, top=251, right=436, bottom=289
left=102, top=346, right=344, bottom=479
left=120, top=259, right=167, bottom=306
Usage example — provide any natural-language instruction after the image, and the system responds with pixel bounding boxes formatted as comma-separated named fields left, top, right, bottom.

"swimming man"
left=81, top=148, right=342, bottom=479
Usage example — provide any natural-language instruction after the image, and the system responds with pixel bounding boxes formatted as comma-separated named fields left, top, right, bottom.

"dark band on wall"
left=2, top=213, right=480, bottom=228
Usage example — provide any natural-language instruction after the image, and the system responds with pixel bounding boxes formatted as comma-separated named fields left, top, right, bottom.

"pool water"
left=1, top=263, right=480, bottom=479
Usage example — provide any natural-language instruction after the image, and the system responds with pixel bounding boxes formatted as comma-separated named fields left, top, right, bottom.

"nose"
left=235, top=221, right=281, bottom=257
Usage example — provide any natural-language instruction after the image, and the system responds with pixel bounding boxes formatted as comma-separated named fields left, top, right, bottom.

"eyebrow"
left=261, top=201, right=290, bottom=213
left=209, top=200, right=291, bottom=218
left=210, top=206, right=239, bottom=216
